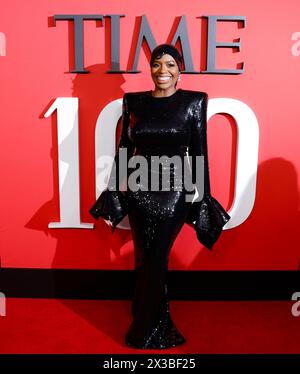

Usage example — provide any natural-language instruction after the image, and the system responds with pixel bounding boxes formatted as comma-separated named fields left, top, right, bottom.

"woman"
left=89, top=44, right=230, bottom=349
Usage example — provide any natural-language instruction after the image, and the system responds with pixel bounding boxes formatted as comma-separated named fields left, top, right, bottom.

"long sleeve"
left=185, top=92, right=230, bottom=249
left=89, top=93, right=135, bottom=233
left=189, top=92, right=210, bottom=195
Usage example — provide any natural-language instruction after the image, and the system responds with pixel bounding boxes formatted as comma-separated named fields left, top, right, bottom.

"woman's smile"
left=156, top=75, right=172, bottom=83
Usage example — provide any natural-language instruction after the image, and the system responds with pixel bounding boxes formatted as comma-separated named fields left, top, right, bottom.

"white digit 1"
left=44, top=98, right=92, bottom=229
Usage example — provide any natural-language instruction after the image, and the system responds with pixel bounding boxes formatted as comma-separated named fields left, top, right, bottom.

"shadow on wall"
left=188, top=157, right=300, bottom=270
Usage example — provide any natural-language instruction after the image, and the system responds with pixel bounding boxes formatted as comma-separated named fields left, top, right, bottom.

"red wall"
left=0, top=0, right=299, bottom=270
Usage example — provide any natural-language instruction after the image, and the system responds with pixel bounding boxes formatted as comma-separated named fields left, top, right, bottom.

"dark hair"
left=150, top=43, right=183, bottom=72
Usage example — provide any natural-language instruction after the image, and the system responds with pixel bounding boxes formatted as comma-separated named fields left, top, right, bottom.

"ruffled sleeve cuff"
left=89, top=189, right=130, bottom=233
left=185, top=195, right=230, bottom=249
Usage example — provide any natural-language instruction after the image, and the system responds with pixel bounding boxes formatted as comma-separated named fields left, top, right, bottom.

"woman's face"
left=150, top=53, right=180, bottom=91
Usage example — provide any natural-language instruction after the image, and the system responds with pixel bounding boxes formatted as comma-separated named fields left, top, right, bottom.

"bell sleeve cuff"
left=89, top=188, right=130, bottom=233
left=186, top=195, right=230, bottom=249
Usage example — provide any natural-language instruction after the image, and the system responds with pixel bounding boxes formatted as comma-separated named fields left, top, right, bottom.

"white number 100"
left=44, top=97, right=259, bottom=231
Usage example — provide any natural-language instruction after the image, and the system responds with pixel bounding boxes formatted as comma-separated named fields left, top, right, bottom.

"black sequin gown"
left=89, top=88, right=230, bottom=349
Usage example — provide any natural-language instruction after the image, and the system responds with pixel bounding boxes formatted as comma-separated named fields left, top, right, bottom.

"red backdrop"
left=0, top=0, right=299, bottom=270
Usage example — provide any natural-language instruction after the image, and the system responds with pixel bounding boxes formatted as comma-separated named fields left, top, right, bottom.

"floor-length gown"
left=89, top=88, right=230, bottom=349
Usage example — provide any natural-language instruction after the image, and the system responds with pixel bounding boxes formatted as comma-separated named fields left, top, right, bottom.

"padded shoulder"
left=180, top=89, right=208, bottom=103
left=122, top=90, right=150, bottom=110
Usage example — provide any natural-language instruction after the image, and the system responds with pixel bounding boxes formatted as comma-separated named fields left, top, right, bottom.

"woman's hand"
left=105, top=219, right=113, bottom=227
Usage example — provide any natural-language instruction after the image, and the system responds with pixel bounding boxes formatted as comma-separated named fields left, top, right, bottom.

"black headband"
left=150, top=44, right=183, bottom=71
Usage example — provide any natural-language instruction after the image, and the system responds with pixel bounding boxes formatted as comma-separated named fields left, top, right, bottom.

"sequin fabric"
left=89, top=88, right=230, bottom=349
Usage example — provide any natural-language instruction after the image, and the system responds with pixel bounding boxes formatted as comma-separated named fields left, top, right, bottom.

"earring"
left=178, top=74, right=181, bottom=82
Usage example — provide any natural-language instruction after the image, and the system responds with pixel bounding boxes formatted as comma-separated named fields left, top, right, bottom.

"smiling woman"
left=89, top=43, right=230, bottom=349
left=150, top=43, right=183, bottom=96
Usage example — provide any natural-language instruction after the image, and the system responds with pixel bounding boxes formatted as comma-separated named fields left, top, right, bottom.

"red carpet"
left=0, top=299, right=299, bottom=353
